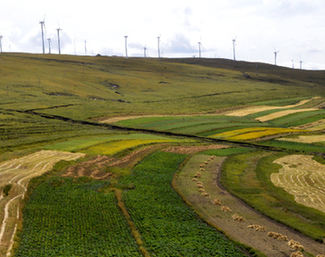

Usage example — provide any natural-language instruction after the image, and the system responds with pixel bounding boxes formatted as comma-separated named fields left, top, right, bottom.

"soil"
left=174, top=155, right=325, bottom=257
left=163, top=144, right=227, bottom=154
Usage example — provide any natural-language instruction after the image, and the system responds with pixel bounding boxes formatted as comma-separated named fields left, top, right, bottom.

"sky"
left=0, top=0, right=324, bottom=69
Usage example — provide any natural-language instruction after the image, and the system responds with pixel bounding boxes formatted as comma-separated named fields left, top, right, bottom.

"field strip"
left=114, top=189, right=151, bottom=257
left=0, top=150, right=85, bottom=256
left=294, top=119, right=325, bottom=131
left=271, top=155, right=325, bottom=213
left=278, top=135, right=325, bottom=144
left=256, top=108, right=318, bottom=122
left=174, top=154, right=325, bottom=257
left=225, top=98, right=314, bottom=117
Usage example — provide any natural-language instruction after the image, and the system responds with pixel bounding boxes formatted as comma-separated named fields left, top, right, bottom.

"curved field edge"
left=119, top=151, right=249, bottom=256
left=12, top=161, right=143, bottom=257
left=172, top=155, right=266, bottom=257
left=220, top=151, right=325, bottom=241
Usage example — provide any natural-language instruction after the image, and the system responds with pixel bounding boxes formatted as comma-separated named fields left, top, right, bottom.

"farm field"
left=0, top=150, right=84, bottom=257
left=0, top=53, right=325, bottom=256
left=174, top=154, right=325, bottom=257
left=271, top=155, right=325, bottom=213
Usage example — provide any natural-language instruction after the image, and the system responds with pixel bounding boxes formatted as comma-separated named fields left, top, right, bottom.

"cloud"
left=164, top=34, right=195, bottom=55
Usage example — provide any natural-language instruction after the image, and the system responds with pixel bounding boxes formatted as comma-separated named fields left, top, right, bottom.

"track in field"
left=0, top=150, right=84, bottom=257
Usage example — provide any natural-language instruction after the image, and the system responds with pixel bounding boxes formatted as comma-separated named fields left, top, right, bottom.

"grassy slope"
left=0, top=53, right=324, bottom=121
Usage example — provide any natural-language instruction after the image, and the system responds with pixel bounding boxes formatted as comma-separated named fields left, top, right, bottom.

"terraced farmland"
left=1, top=54, right=325, bottom=256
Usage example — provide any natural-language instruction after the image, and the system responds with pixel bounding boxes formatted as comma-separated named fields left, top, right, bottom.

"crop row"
left=120, top=151, right=246, bottom=256
left=14, top=177, right=141, bottom=257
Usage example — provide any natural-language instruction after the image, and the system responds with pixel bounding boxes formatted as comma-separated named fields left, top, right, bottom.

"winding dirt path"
left=0, top=150, right=84, bottom=256
left=174, top=154, right=325, bottom=257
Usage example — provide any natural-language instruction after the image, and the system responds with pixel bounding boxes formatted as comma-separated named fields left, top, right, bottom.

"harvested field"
left=0, top=150, right=84, bottom=257
left=163, top=144, right=227, bottom=154
left=174, top=154, right=325, bottom=257
left=256, top=108, right=318, bottom=122
left=64, top=144, right=165, bottom=179
left=271, top=155, right=325, bottom=214
left=278, top=135, right=325, bottom=144
left=225, top=98, right=313, bottom=117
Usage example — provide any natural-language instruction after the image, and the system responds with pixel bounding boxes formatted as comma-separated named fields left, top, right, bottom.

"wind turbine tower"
left=85, top=40, right=87, bottom=55
left=40, top=21, right=45, bottom=54
left=300, top=60, right=302, bottom=70
left=57, top=28, right=62, bottom=54
left=144, top=47, right=147, bottom=58
left=232, top=39, right=236, bottom=61
left=47, top=38, right=51, bottom=54
left=0, top=35, right=3, bottom=53
left=198, top=42, right=201, bottom=58
left=157, top=36, right=161, bottom=58
left=274, top=50, right=279, bottom=65
left=124, top=35, right=128, bottom=58
left=291, top=59, right=294, bottom=69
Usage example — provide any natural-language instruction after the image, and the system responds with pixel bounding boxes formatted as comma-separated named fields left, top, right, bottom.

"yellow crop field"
left=211, top=127, right=303, bottom=140
left=271, top=155, right=325, bottom=214
left=82, top=139, right=179, bottom=155
left=0, top=150, right=84, bottom=256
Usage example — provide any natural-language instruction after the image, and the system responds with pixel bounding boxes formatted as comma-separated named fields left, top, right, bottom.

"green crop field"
left=1, top=53, right=325, bottom=257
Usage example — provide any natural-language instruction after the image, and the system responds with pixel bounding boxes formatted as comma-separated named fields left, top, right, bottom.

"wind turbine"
left=47, top=38, right=51, bottom=54
left=40, top=21, right=45, bottom=54
left=274, top=50, right=279, bottom=65
left=124, top=35, right=128, bottom=57
left=57, top=28, right=62, bottom=54
left=300, top=60, right=303, bottom=70
left=232, top=39, right=236, bottom=61
left=144, top=46, right=147, bottom=58
left=157, top=36, right=161, bottom=58
left=198, top=41, right=201, bottom=58
left=0, top=35, right=3, bottom=53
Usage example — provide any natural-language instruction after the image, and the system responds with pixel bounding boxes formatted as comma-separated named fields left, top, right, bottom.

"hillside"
left=1, top=53, right=325, bottom=257
left=0, top=53, right=324, bottom=122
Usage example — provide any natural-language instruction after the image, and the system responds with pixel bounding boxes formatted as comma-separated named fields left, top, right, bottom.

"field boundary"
left=114, top=189, right=150, bottom=257
left=3, top=108, right=324, bottom=156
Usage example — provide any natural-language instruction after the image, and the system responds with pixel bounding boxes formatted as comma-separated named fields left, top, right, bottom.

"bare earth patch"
left=278, top=135, right=325, bottom=144
left=163, top=144, right=227, bottom=154
left=64, top=144, right=165, bottom=179
left=0, top=150, right=84, bottom=257
left=256, top=108, right=318, bottom=122
left=174, top=154, right=325, bottom=257
left=225, top=98, right=313, bottom=117
left=271, top=155, right=325, bottom=214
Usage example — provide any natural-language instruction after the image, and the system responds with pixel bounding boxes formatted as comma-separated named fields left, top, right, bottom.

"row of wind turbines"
left=0, top=21, right=303, bottom=69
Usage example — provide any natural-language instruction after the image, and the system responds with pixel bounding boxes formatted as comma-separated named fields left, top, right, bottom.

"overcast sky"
left=1, top=0, right=324, bottom=69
